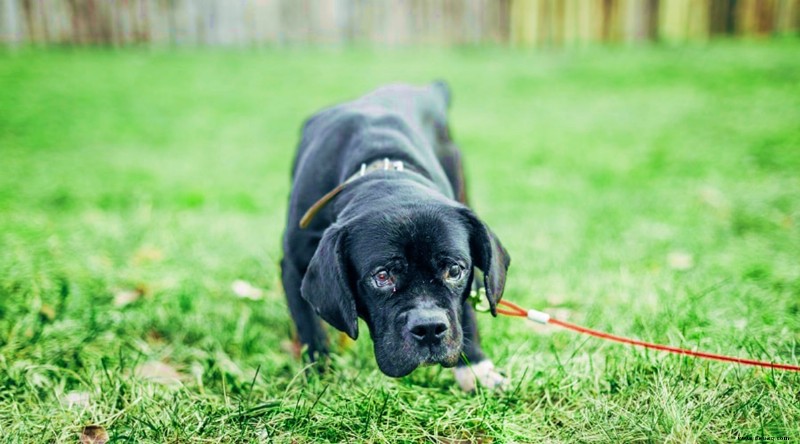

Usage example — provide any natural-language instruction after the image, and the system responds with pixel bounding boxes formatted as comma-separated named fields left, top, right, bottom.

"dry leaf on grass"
left=80, top=425, right=109, bottom=444
left=546, top=293, right=566, bottom=306
left=135, top=361, right=184, bottom=387
left=63, top=391, right=91, bottom=409
left=232, top=279, right=264, bottom=300
left=145, top=329, right=166, bottom=346
left=113, top=288, right=143, bottom=307
left=132, top=245, right=164, bottom=265
left=437, top=437, right=492, bottom=444
left=697, top=186, right=730, bottom=215
left=667, top=251, right=694, bottom=271
left=280, top=339, right=302, bottom=359
left=337, top=331, right=355, bottom=350
left=39, top=303, right=56, bottom=322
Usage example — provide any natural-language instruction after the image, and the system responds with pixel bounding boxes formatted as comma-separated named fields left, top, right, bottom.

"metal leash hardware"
left=468, top=287, right=491, bottom=313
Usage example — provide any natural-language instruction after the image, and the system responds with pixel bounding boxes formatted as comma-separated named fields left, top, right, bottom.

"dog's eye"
left=445, top=264, right=463, bottom=282
left=373, top=270, right=394, bottom=288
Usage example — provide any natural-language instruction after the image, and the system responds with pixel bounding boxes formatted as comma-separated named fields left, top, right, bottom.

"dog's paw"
left=453, top=360, right=508, bottom=392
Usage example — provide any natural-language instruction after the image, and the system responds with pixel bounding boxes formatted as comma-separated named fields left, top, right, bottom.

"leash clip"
left=468, top=288, right=490, bottom=313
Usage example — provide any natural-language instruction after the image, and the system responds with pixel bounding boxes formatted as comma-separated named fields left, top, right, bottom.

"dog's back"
left=290, top=82, right=451, bottom=179
left=285, top=83, right=456, bottom=238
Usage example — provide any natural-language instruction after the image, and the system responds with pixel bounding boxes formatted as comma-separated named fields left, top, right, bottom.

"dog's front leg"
left=281, top=259, right=329, bottom=364
left=454, top=299, right=507, bottom=391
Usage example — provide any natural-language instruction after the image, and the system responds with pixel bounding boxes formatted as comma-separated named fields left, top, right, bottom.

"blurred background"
left=2, top=0, right=798, bottom=47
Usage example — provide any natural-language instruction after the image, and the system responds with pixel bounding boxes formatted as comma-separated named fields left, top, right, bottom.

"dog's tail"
left=431, top=80, right=451, bottom=109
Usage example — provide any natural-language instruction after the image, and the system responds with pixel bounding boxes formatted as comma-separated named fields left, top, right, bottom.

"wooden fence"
left=1, top=0, right=798, bottom=47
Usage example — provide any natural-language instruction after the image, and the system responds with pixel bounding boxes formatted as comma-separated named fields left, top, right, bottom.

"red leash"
left=497, top=299, right=800, bottom=372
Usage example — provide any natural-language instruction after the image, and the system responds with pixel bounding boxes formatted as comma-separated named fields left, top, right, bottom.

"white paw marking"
left=453, top=360, right=508, bottom=392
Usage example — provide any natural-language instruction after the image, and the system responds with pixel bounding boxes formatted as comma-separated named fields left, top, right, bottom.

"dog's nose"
left=407, top=309, right=449, bottom=345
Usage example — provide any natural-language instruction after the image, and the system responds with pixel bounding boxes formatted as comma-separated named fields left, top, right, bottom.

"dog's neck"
left=333, top=171, right=453, bottom=222
left=299, top=158, right=424, bottom=229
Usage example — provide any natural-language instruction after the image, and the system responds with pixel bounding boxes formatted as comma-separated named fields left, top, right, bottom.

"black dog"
left=281, top=82, right=510, bottom=390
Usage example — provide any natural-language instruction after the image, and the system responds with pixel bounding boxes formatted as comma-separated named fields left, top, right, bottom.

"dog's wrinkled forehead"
left=347, top=206, right=470, bottom=272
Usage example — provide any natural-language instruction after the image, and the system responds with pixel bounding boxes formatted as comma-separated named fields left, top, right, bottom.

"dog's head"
left=300, top=202, right=510, bottom=377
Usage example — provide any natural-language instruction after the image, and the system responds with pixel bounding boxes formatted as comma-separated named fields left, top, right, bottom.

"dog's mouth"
left=372, top=327, right=462, bottom=377
left=376, top=346, right=460, bottom=377
left=420, top=347, right=461, bottom=368
left=413, top=341, right=460, bottom=364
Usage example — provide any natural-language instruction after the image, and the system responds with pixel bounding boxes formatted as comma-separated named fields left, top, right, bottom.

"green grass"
left=1, top=41, right=799, bottom=443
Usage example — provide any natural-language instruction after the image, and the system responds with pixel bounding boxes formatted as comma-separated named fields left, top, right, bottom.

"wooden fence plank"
left=0, top=0, right=795, bottom=47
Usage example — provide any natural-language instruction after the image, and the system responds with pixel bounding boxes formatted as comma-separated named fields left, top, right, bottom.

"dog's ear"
left=460, top=209, right=511, bottom=316
left=300, top=224, right=359, bottom=339
left=430, top=80, right=451, bottom=108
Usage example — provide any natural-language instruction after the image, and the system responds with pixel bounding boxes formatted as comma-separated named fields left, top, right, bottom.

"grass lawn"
left=1, top=41, right=799, bottom=443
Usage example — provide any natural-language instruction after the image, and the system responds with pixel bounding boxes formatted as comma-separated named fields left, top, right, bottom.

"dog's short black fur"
left=281, top=82, right=510, bottom=378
